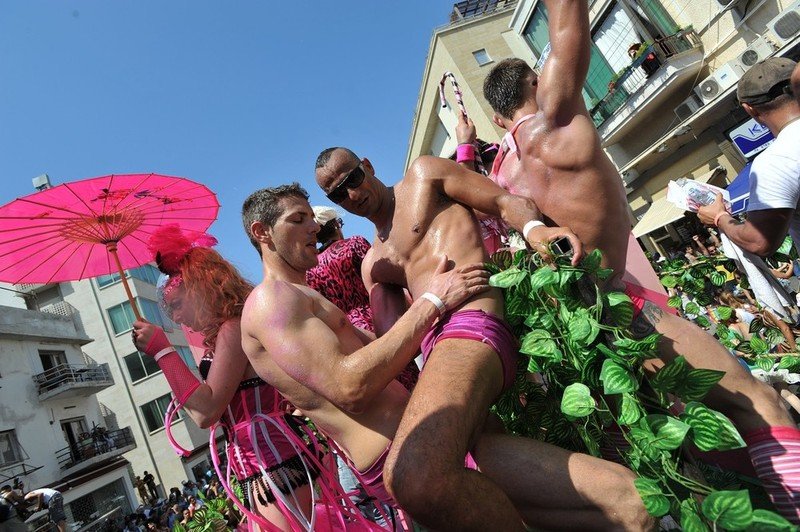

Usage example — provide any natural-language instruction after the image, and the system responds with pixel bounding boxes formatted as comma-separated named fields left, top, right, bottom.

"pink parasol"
left=0, top=173, right=219, bottom=319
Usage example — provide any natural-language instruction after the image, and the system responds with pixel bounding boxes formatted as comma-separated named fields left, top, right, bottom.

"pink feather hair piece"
left=148, top=224, right=218, bottom=275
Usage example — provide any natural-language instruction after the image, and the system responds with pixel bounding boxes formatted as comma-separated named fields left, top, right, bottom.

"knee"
left=384, top=450, right=449, bottom=516
left=608, top=467, right=656, bottom=531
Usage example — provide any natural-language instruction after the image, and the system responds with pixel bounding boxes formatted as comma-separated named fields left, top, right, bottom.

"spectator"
left=180, top=509, right=191, bottom=526
left=24, top=487, right=66, bottom=532
left=143, top=471, right=158, bottom=501
left=134, top=476, right=148, bottom=504
left=698, top=58, right=800, bottom=257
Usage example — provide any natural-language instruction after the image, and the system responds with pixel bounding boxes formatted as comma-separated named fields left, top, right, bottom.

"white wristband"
left=154, top=346, right=176, bottom=362
left=523, top=220, right=545, bottom=240
left=420, top=292, right=446, bottom=316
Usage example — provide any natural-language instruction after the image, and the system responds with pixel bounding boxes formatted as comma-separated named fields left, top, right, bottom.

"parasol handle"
left=106, top=242, right=143, bottom=320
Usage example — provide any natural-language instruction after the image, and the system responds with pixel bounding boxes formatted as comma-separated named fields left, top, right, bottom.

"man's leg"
left=473, top=433, right=653, bottom=531
left=640, top=302, right=800, bottom=523
left=383, top=338, right=525, bottom=531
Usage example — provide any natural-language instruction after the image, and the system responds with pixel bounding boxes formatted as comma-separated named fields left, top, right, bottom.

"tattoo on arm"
left=641, top=301, right=664, bottom=326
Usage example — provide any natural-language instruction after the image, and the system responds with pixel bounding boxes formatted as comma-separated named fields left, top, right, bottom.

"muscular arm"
left=538, top=0, right=591, bottom=124
left=715, top=209, right=792, bottom=256
left=409, top=155, right=583, bottom=262
left=251, top=281, right=440, bottom=413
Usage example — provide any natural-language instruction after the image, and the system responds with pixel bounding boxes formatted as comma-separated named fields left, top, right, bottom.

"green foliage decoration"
left=488, top=248, right=791, bottom=528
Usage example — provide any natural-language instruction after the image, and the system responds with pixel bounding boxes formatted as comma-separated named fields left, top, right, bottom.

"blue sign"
left=729, top=118, right=775, bottom=159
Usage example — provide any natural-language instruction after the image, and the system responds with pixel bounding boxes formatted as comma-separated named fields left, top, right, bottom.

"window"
left=97, top=264, right=161, bottom=288
left=141, top=393, right=179, bottom=432
left=175, top=346, right=197, bottom=369
left=130, top=264, right=161, bottom=285
left=124, top=351, right=161, bottom=382
left=39, top=350, right=68, bottom=372
left=429, top=117, right=451, bottom=157
left=0, top=430, right=23, bottom=467
left=523, top=2, right=624, bottom=110
left=107, top=298, right=171, bottom=334
left=472, top=48, right=492, bottom=66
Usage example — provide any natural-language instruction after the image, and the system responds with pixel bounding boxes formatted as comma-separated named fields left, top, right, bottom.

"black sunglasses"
left=326, top=164, right=365, bottom=203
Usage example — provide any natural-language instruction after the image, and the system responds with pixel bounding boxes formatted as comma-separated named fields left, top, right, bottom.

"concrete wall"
left=61, top=276, right=208, bottom=492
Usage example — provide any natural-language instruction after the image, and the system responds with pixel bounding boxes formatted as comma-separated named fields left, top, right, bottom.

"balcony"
left=449, top=0, right=517, bottom=24
left=590, top=29, right=704, bottom=145
left=55, top=427, right=136, bottom=477
left=32, top=363, right=114, bottom=401
left=13, top=281, right=56, bottom=294
left=39, top=300, right=76, bottom=317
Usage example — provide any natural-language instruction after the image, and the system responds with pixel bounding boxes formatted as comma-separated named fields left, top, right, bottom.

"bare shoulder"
left=242, top=281, right=310, bottom=330
left=406, top=154, right=454, bottom=181
left=216, top=318, right=243, bottom=345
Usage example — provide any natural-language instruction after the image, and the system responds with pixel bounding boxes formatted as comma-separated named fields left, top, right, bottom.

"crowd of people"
left=123, top=1, right=800, bottom=529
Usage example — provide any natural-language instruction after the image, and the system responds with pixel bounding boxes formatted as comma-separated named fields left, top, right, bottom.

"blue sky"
left=0, top=1, right=455, bottom=282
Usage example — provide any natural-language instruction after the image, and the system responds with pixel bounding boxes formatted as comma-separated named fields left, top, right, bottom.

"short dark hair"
left=315, top=147, right=359, bottom=170
left=0, top=485, right=11, bottom=492
left=483, top=58, right=533, bottom=119
left=750, top=92, right=794, bottom=113
left=241, top=183, right=309, bottom=255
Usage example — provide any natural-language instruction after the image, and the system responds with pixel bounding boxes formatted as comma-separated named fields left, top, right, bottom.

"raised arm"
left=251, top=259, right=488, bottom=413
left=538, top=0, right=591, bottom=123
left=133, top=319, right=249, bottom=429
left=410, top=155, right=583, bottom=264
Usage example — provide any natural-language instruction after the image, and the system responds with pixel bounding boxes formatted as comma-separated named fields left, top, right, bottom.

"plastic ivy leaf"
left=651, top=355, right=689, bottom=393
left=600, top=359, right=638, bottom=395
left=747, top=509, right=796, bottom=531
left=595, top=267, right=614, bottom=280
left=754, top=355, right=774, bottom=372
left=660, top=275, right=678, bottom=288
left=529, top=266, right=558, bottom=292
left=682, top=402, right=723, bottom=451
left=681, top=499, right=710, bottom=532
left=607, top=291, right=635, bottom=327
left=520, top=330, right=563, bottom=362
left=581, top=248, right=602, bottom=273
left=560, top=383, right=595, bottom=418
left=710, top=271, right=726, bottom=286
left=778, top=355, right=800, bottom=372
left=749, top=337, right=769, bottom=355
left=568, top=309, right=600, bottom=346
left=489, top=267, right=528, bottom=288
left=618, top=392, right=642, bottom=425
left=695, top=315, right=711, bottom=328
left=667, top=295, right=682, bottom=308
left=633, top=477, right=670, bottom=517
left=711, top=410, right=746, bottom=450
left=679, top=368, right=725, bottom=402
left=685, top=302, right=702, bottom=315
left=701, top=490, right=753, bottom=530
left=646, top=414, right=690, bottom=450
left=714, top=306, right=732, bottom=321
left=577, top=425, right=601, bottom=457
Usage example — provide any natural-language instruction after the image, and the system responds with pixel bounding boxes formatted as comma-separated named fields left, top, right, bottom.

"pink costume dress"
left=197, top=354, right=317, bottom=509
left=306, top=236, right=419, bottom=391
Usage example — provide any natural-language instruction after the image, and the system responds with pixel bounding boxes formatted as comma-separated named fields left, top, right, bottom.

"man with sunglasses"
left=314, top=148, right=656, bottom=530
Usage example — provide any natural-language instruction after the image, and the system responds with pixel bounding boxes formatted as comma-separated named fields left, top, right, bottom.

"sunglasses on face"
left=326, top=164, right=365, bottom=203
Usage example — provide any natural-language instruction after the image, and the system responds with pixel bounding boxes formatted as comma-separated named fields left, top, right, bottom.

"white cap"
left=312, top=206, right=341, bottom=225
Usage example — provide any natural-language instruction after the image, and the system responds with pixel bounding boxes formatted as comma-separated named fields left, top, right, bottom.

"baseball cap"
left=737, top=57, right=797, bottom=105
left=312, top=206, right=341, bottom=226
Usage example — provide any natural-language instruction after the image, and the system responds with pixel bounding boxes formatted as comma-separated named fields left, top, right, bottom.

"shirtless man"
left=479, top=0, right=799, bottom=521
left=315, top=149, right=652, bottom=530
left=242, top=183, right=650, bottom=530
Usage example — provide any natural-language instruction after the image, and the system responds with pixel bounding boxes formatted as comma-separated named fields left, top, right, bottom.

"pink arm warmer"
left=143, top=327, right=201, bottom=405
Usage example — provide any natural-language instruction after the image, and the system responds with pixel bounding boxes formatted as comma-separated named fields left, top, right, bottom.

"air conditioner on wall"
left=766, top=0, right=800, bottom=47
left=674, top=94, right=704, bottom=122
left=732, top=36, right=774, bottom=72
left=694, top=62, right=744, bottom=104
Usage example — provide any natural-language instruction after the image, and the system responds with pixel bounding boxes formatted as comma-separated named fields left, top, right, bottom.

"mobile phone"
left=551, top=236, right=573, bottom=257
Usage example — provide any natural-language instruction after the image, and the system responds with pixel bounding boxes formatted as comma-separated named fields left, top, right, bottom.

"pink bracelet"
left=714, top=211, right=728, bottom=227
left=456, top=144, right=476, bottom=163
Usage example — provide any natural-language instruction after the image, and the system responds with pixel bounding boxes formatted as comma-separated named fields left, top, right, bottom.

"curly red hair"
left=176, top=247, right=253, bottom=350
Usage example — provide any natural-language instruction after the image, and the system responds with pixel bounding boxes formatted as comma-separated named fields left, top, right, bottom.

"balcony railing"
left=32, top=363, right=114, bottom=400
left=13, top=282, right=55, bottom=293
left=39, top=300, right=76, bottom=317
left=590, top=29, right=702, bottom=128
left=55, top=427, right=136, bottom=471
left=448, top=0, right=517, bottom=24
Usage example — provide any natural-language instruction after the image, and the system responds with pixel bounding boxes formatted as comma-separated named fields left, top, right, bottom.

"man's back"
left=495, top=109, right=630, bottom=283
left=363, top=157, right=503, bottom=316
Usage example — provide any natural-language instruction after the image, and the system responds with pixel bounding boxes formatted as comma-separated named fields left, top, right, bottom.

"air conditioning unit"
left=766, top=0, right=800, bottom=47
left=733, top=36, right=774, bottom=72
left=674, top=94, right=704, bottom=122
left=694, top=62, right=744, bottom=104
